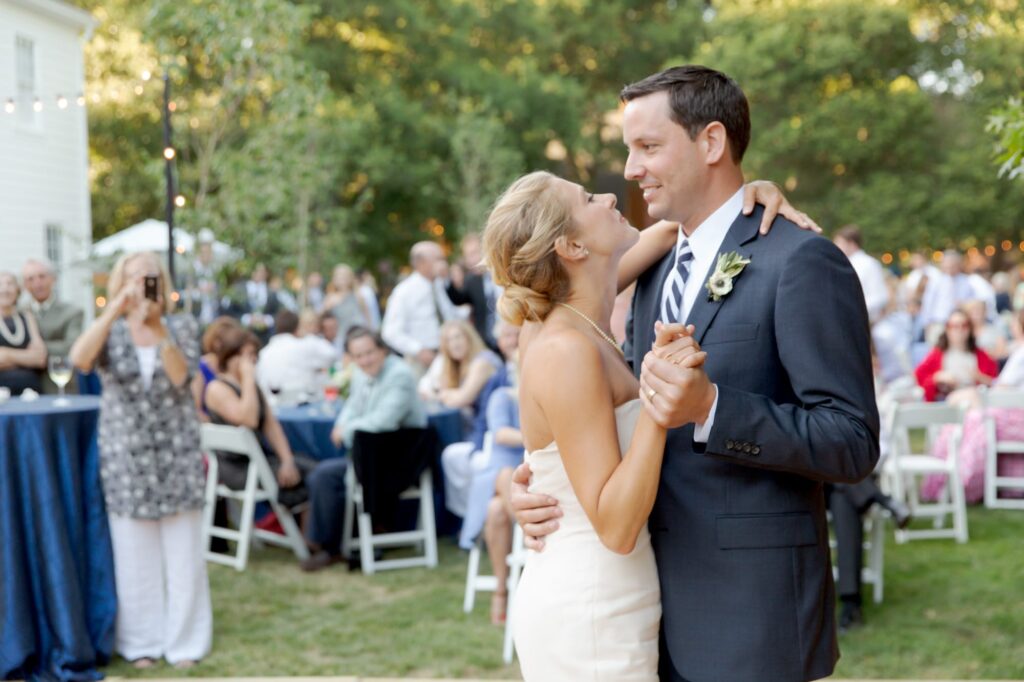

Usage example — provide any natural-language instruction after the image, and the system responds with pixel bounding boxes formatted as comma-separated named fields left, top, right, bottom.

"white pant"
left=441, top=441, right=487, bottom=517
left=108, top=509, right=213, bottom=663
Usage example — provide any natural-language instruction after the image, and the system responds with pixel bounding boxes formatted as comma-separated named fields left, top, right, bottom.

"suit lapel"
left=685, top=209, right=760, bottom=345
left=640, top=249, right=677, bottom=352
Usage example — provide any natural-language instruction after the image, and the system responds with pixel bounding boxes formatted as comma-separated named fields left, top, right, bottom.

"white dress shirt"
left=381, top=272, right=459, bottom=356
left=256, top=332, right=338, bottom=395
left=660, top=187, right=745, bottom=442
left=919, top=273, right=977, bottom=327
left=848, top=249, right=890, bottom=323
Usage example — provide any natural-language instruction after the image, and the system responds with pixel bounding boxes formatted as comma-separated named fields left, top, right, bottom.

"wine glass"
left=48, top=355, right=73, bottom=406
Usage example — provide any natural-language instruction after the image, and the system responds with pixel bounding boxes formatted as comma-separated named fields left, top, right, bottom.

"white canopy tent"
left=91, top=219, right=241, bottom=263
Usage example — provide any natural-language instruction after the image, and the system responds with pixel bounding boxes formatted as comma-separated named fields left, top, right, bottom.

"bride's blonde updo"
left=482, top=171, right=576, bottom=326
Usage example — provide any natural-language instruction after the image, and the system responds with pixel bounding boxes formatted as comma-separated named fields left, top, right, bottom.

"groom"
left=513, top=66, right=879, bottom=681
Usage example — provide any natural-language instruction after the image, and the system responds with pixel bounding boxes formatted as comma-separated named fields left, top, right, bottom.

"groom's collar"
left=675, top=187, right=745, bottom=262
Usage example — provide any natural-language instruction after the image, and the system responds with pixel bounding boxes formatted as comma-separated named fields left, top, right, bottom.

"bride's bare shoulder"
left=522, top=321, right=607, bottom=387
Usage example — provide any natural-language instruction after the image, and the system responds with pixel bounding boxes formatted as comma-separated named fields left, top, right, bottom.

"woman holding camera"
left=70, top=251, right=211, bottom=669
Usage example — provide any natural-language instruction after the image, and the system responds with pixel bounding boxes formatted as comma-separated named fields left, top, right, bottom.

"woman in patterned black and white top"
left=70, top=251, right=211, bottom=669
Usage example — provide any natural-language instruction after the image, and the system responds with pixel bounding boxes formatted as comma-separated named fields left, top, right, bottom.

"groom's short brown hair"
left=620, top=65, right=751, bottom=163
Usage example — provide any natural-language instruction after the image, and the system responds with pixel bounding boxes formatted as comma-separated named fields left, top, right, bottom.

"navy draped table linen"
left=0, top=396, right=116, bottom=682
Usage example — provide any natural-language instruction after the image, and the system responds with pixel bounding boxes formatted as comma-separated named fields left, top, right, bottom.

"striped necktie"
left=661, top=239, right=693, bottom=324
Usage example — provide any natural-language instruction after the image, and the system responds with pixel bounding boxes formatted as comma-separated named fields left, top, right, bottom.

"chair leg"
left=272, top=501, right=310, bottom=561
left=420, top=471, right=438, bottom=568
left=202, top=456, right=219, bottom=558
left=984, top=419, right=997, bottom=509
left=342, top=467, right=356, bottom=558
left=235, top=462, right=260, bottom=572
left=464, top=544, right=481, bottom=613
left=950, top=469, right=969, bottom=544
left=357, top=503, right=375, bottom=575
left=869, top=514, right=885, bottom=604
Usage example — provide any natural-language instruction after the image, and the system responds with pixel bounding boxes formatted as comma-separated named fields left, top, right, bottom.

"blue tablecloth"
left=276, top=403, right=464, bottom=460
left=0, top=396, right=116, bottom=682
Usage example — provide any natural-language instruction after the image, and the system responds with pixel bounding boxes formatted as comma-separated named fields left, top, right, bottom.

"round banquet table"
left=0, top=395, right=115, bottom=682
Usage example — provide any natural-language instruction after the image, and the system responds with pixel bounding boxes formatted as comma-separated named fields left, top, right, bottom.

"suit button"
left=742, top=443, right=752, bottom=454
left=751, top=446, right=761, bottom=456
left=726, top=440, right=735, bottom=450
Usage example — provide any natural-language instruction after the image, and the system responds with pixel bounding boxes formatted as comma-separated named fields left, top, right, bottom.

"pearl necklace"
left=557, top=303, right=624, bottom=358
left=0, top=310, right=26, bottom=347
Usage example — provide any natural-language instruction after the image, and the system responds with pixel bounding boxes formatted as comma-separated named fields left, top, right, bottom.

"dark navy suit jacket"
left=628, top=206, right=880, bottom=682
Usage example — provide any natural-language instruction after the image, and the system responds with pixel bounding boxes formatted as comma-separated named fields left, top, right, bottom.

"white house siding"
left=0, top=0, right=94, bottom=316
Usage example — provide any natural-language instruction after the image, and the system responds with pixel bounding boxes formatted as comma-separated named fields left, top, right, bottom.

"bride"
left=481, top=171, right=804, bottom=679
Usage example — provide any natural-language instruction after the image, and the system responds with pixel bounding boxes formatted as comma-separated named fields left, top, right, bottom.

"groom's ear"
left=701, top=121, right=729, bottom=165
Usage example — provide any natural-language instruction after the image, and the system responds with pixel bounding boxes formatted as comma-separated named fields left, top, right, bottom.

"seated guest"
left=322, top=264, right=370, bottom=351
left=419, top=320, right=502, bottom=419
left=301, top=327, right=426, bottom=571
left=204, top=326, right=315, bottom=510
left=255, top=309, right=337, bottom=399
left=319, top=311, right=340, bottom=349
left=468, top=384, right=524, bottom=625
left=191, top=315, right=241, bottom=419
left=428, top=321, right=503, bottom=518
left=0, top=271, right=46, bottom=395
left=964, top=298, right=1009, bottom=364
left=915, top=308, right=998, bottom=401
left=296, top=308, right=322, bottom=338
left=21, top=258, right=84, bottom=393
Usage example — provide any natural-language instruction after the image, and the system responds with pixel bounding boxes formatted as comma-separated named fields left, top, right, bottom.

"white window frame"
left=15, top=34, right=39, bottom=130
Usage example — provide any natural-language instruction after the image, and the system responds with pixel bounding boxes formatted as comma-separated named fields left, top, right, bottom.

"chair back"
left=200, top=423, right=278, bottom=497
left=981, top=388, right=1024, bottom=411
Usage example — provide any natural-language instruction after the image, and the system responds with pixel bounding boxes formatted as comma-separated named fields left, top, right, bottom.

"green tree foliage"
left=77, top=0, right=1023, bottom=273
left=989, top=96, right=1024, bottom=181
left=689, top=0, right=1022, bottom=255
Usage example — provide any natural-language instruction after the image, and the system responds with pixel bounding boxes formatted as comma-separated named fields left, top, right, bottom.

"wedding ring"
left=646, top=387, right=656, bottom=401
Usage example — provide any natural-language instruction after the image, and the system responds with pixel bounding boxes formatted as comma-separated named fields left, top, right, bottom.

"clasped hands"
left=639, top=321, right=717, bottom=430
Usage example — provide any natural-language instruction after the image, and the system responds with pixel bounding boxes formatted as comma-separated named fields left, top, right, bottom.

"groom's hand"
left=640, top=339, right=717, bottom=430
left=509, top=461, right=562, bottom=551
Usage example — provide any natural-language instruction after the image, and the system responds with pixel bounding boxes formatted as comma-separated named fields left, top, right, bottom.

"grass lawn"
left=105, top=507, right=1024, bottom=679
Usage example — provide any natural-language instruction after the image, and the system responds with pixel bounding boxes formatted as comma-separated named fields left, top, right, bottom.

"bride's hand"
left=652, top=322, right=706, bottom=367
left=742, top=180, right=822, bottom=235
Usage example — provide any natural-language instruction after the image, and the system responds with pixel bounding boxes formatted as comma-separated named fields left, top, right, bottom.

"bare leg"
left=484, top=467, right=516, bottom=625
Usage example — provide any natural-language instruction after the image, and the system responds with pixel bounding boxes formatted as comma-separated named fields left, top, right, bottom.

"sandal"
left=491, top=591, right=508, bottom=626
left=131, top=658, right=157, bottom=670
left=172, top=659, right=198, bottom=670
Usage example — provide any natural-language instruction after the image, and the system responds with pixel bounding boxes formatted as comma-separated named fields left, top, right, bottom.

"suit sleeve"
left=45, top=308, right=84, bottom=357
left=702, top=238, right=880, bottom=484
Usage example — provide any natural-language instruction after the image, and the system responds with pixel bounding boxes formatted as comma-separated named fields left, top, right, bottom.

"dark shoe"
left=884, top=498, right=912, bottom=529
left=838, top=602, right=864, bottom=633
left=300, top=550, right=343, bottom=572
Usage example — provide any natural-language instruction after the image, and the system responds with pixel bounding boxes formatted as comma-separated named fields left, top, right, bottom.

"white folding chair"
left=883, top=402, right=968, bottom=543
left=982, top=389, right=1024, bottom=509
left=201, top=424, right=310, bottom=571
left=503, top=523, right=527, bottom=665
left=341, top=465, right=437, bottom=575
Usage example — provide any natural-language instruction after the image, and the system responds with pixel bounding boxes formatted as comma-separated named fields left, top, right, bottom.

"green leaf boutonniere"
left=705, top=251, right=751, bottom=302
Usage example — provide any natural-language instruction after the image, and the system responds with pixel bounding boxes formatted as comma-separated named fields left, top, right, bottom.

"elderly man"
left=300, top=326, right=427, bottom=571
left=21, top=259, right=83, bottom=393
left=381, top=241, right=460, bottom=373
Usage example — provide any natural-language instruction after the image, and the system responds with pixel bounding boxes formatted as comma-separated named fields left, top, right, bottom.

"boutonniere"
left=706, top=251, right=751, bottom=302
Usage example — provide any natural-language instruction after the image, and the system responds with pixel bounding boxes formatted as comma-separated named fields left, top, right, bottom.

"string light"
left=3, top=99, right=13, bottom=114
left=174, top=194, right=186, bottom=208
left=32, top=98, right=42, bottom=112
left=76, top=93, right=86, bottom=107
left=163, top=147, right=176, bottom=160
left=57, top=95, right=68, bottom=109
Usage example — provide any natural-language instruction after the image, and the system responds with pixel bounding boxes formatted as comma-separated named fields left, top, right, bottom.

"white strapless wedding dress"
left=513, top=399, right=661, bottom=681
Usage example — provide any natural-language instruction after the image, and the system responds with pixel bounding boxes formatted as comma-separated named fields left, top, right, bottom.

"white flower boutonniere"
left=706, top=251, right=751, bottom=302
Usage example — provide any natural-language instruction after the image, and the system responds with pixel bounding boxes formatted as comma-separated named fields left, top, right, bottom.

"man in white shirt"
left=256, top=309, right=337, bottom=398
left=380, top=241, right=459, bottom=371
left=833, top=225, right=889, bottom=324
left=918, top=250, right=979, bottom=335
